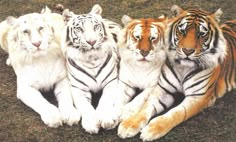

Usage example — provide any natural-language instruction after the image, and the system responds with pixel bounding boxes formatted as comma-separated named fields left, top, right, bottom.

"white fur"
left=61, top=5, right=121, bottom=133
left=116, top=16, right=167, bottom=123
left=2, top=10, right=80, bottom=127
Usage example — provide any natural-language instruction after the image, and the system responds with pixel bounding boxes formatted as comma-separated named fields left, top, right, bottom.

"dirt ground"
left=0, top=0, right=235, bottom=142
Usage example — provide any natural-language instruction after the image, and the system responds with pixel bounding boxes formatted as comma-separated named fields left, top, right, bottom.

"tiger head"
left=6, top=9, right=61, bottom=57
left=63, top=4, right=107, bottom=53
left=167, top=5, right=227, bottom=69
left=119, top=15, right=167, bottom=66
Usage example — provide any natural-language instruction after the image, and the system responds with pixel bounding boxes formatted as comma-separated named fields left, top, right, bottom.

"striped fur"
left=118, top=5, right=236, bottom=141
left=61, top=4, right=121, bottom=133
left=114, top=15, right=167, bottom=122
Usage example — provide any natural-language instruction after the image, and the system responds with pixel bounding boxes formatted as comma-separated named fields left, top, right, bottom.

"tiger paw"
left=97, top=107, right=120, bottom=130
left=118, top=115, right=146, bottom=138
left=41, top=106, right=62, bottom=128
left=81, top=113, right=100, bottom=134
left=140, top=117, right=171, bottom=141
left=60, top=106, right=81, bottom=126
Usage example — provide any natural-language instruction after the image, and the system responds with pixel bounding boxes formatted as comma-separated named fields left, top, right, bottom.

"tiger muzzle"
left=182, top=48, right=195, bottom=56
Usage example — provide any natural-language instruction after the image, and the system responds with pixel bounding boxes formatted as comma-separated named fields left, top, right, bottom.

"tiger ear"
left=211, top=8, right=223, bottom=22
left=41, top=6, right=52, bottom=14
left=90, top=4, right=102, bottom=15
left=157, top=15, right=167, bottom=21
left=6, top=16, right=17, bottom=26
left=171, top=5, right=184, bottom=17
left=121, top=15, right=132, bottom=26
left=62, top=9, right=74, bottom=23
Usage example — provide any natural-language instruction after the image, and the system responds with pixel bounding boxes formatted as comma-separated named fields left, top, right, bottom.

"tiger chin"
left=61, top=4, right=121, bottom=133
left=118, top=5, right=236, bottom=141
left=0, top=7, right=81, bottom=128
left=114, top=15, right=167, bottom=124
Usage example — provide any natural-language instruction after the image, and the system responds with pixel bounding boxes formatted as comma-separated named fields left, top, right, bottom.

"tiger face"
left=167, top=5, right=227, bottom=69
left=64, top=5, right=106, bottom=52
left=7, top=13, right=54, bottom=57
left=119, top=15, right=167, bottom=65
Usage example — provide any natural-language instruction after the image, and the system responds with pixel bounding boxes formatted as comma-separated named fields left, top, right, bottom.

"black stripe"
left=158, top=83, right=176, bottom=97
left=161, top=69, right=178, bottom=91
left=185, top=92, right=205, bottom=97
left=68, top=58, right=96, bottom=82
left=183, top=68, right=203, bottom=83
left=112, top=33, right=118, bottom=43
left=101, top=64, right=116, bottom=84
left=213, top=26, right=219, bottom=48
left=68, top=70, right=89, bottom=88
left=102, top=22, right=107, bottom=36
left=165, top=59, right=180, bottom=83
left=71, top=84, right=88, bottom=92
left=185, top=77, right=209, bottom=90
left=95, top=53, right=112, bottom=77
left=168, top=20, right=179, bottom=49
left=159, top=100, right=167, bottom=111
left=223, top=33, right=235, bottom=89
left=103, top=77, right=117, bottom=88
left=119, top=79, right=133, bottom=89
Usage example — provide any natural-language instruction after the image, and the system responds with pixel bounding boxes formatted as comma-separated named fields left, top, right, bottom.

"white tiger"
left=114, top=15, right=167, bottom=123
left=0, top=7, right=81, bottom=127
left=61, top=4, right=121, bottom=133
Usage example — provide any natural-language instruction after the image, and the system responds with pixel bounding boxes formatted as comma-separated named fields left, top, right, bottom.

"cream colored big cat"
left=114, top=15, right=167, bottom=121
left=0, top=7, right=80, bottom=127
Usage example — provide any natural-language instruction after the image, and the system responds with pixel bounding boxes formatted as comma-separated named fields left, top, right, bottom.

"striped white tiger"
left=61, top=4, right=121, bottom=133
left=118, top=5, right=236, bottom=141
left=0, top=7, right=81, bottom=128
left=113, top=15, right=167, bottom=121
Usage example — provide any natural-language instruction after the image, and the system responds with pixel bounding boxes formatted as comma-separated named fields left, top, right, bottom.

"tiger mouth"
left=138, top=58, right=149, bottom=62
left=174, top=57, right=194, bottom=64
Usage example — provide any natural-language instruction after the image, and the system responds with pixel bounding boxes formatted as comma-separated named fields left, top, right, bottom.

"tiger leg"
left=120, top=87, right=153, bottom=121
left=54, top=78, right=81, bottom=126
left=17, top=83, right=62, bottom=128
left=96, top=79, right=120, bottom=129
left=71, top=88, right=99, bottom=134
left=140, top=94, right=212, bottom=141
left=118, top=101, right=156, bottom=138
left=118, top=86, right=174, bottom=138
left=112, top=81, right=137, bottom=119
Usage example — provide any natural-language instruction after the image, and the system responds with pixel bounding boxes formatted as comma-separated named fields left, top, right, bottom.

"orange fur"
left=119, top=6, right=236, bottom=141
left=140, top=9, right=236, bottom=141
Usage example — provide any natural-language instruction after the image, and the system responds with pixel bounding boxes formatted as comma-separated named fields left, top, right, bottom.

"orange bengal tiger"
left=118, top=5, right=236, bottom=141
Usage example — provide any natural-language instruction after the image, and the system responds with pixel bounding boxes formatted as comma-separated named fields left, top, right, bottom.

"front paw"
left=118, top=115, right=146, bottom=139
left=140, top=117, right=172, bottom=141
left=97, top=107, right=120, bottom=130
left=41, top=106, right=62, bottom=128
left=81, top=113, right=100, bottom=134
left=60, top=106, right=81, bottom=126
left=121, top=102, right=139, bottom=121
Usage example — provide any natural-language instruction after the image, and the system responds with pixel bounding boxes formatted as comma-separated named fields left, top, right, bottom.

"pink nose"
left=32, top=41, right=41, bottom=48
left=86, top=40, right=96, bottom=46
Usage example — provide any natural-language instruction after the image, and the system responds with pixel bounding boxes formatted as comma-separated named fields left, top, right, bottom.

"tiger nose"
left=140, top=50, right=149, bottom=57
left=182, top=48, right=195, bottom=56
left=32, top=41, right=41, bottom=48
left=86, top=40, right=97, bottom=46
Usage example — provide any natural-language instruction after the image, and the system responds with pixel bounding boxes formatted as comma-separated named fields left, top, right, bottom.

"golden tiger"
left=114, top=15, right=167, bottom=122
